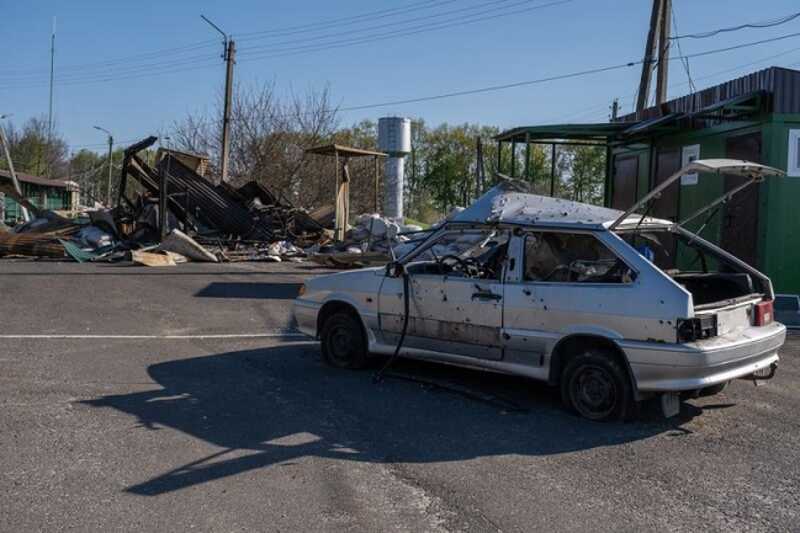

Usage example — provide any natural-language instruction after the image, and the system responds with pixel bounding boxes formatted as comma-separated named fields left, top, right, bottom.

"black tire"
left=320, top=311, right=369, bottom=369
left=560, top=350, right=634, bottom=422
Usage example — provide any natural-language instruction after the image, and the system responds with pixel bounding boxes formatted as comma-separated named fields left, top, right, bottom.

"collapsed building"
left=0, top=136, right=427, bottom=267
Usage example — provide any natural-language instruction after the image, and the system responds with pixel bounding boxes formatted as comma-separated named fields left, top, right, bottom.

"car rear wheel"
left=561, top=350, right=633, bottom=421
left=320, top=311, right=369, bottom=369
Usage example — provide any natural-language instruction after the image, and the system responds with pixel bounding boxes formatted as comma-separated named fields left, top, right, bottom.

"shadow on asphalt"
left=195, top=282, right=302, bottom=299
left=82, top=343, right=703, bottom=496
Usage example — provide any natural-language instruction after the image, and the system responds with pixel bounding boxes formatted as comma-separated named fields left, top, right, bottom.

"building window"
left=788, top=129, right=800, bottom=177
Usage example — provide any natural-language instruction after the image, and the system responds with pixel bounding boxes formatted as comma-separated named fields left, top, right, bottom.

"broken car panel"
left=294, top=159, right=787, bottom=421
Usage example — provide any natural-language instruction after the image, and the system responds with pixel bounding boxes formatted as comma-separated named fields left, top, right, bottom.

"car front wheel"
left=320, top=311, right=369, bottom=369
left=561, top=350, right=634, bottom=421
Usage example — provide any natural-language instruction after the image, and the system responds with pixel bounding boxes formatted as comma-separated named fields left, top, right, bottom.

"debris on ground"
left=132, top=250, right=186, bottom=267
left=156, top=229, right=218, bottom=263
left=0, top=135, right=433, bottom=268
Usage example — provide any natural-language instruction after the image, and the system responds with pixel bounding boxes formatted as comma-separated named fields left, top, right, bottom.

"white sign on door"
left=681, top=144, right=701, bottom=185
left=788, top=129, right=800, bottom=177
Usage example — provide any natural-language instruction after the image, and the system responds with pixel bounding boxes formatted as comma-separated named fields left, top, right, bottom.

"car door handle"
left=472, top=285, right=502, bottom=301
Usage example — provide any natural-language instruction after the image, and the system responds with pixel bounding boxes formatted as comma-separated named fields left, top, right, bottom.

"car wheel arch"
left=317, top=300, right=364, bottom=339
left=548, top=334, right=637, bottom=394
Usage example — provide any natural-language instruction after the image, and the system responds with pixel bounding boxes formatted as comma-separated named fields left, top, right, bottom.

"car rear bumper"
left=620, top=322, right=786, bottom=392
left=293, top=299, right=321, bottom=338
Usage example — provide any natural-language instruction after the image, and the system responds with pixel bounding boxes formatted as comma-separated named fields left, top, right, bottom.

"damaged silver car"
left=294, top=159, right=786, bottom=421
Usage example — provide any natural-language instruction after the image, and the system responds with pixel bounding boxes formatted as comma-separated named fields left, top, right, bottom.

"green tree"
left=560, top=144, right=606, bottom=205
left=0, top=116, right=69, bottom=178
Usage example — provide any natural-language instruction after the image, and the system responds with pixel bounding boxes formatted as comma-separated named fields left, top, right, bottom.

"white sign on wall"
left=681, top=144, right=701, bottom=185
left=788, top=129, right=800, bottom=177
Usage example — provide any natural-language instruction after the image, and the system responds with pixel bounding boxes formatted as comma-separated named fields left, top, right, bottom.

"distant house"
left=0, top=169, right=80, bottom=223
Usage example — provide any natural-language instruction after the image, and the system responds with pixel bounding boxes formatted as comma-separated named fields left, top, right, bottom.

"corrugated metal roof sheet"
left=0, top=169, right=78, bottom=190
left=618, top=67, right=800, bottom=122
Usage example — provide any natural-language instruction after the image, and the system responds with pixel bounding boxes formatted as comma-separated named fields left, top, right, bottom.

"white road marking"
left=0, top=332, right=309, bottom=340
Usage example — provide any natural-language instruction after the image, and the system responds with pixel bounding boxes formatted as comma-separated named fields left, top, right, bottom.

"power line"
left=670, top=5, right=695, bottom=93
left=671, top=10, right=800, bottom=40
left=3, top=53, right=218, bottom=84
left=339, top=62, right=638, bottom=112
left=238, top=0, right=528, bottom=51
left=70, top=137, right=146, bottom=149
left=333, top=33, right=800, bottom=117
left=0, top=0, right=454, bottom=78
left=0, top=0, right=572, bottom=89
left=238, top=0, right=457, bottom=40
left=41, top=0, right=529, bottom=83
left=238, top=0, right=571, bottom=59
left=550, top=44, right=800, bottom=123
left=0, top=41, right=218, bottom=77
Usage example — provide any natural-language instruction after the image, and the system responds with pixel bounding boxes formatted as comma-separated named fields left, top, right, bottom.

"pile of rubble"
left=0, top=136, right=432, bottom=268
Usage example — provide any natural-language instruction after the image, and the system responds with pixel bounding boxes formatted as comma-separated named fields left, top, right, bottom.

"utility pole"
left=655, top=0, right=672, bottom=107
left=476, top=137, right=484, bottom=196
left=636, top=0, right=663, bottom=116
left=47, top=17, right=56, bottom=178
left=159, top=137, right=172, bottom=240
left=611, top=98, right=619, bottom=121
left=0, top=114, right=31, bottom=222
left=201, top=15, right=235, bottom=184
left=93, top=126, right=114, bottom=207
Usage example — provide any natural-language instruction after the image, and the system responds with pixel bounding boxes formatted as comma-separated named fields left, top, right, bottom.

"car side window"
left=523, top=232, right=634, bottom=283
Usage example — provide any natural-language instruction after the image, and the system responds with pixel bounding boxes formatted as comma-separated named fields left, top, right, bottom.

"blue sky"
left=2, top=0, right=800, bottom=153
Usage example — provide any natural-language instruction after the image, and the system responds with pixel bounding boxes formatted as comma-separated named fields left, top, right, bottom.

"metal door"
left=611, top=155, right=639, bottom=210
left=651, top=149, right=682, bottom=265
left=723, top=133, right=762, bottom=267
left=652, top=149, right=681, bottom=221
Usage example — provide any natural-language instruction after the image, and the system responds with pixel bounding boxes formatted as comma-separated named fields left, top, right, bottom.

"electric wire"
left=0, top=41, right=219, bottom=77
left=671, top=10, right=800, bottom=40
left=0, top=0, right=467, bottom=81
left=0, top=0, right=455, bottom=76
left=336, top=33, right=800, bottom=113
left=237, top=0, right=572, bottom=60
left=550, top=44, right=800, bottom=123
left=5, top=53, right=221, bottom=84
left=670, top=5, right=696, bottom=93
left=0, top=0, right=570, bottom=88
left=237, top=0, right=458, bottom=40
left=7, top=17, right=800, bottom=142
left=238, top=0, right=539, bottom=52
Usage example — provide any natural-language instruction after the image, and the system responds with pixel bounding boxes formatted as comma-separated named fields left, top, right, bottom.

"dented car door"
left=502, top=230, right=643, bottom=373
left=378, top=229, right=507, bottom=361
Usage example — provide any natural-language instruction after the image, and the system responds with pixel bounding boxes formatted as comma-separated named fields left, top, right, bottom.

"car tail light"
left=677, top=315, right=718, bottom=343
left=754, top=300, right=774, bottom=326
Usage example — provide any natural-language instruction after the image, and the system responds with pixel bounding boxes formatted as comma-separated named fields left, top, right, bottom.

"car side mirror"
left=386, top=261, right=405, bottom=278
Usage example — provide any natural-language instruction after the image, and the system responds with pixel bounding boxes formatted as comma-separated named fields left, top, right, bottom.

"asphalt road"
left=1, top=260, right=799, bottom=532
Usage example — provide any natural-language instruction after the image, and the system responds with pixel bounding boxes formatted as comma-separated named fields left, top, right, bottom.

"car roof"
left=450, top=180, right=671, bottom=230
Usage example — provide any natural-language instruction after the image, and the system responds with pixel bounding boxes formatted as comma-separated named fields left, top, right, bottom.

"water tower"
left=378, top=116, right=411, bottom=220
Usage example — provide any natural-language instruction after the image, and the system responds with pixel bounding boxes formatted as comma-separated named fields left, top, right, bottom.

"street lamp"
left=93, top=125, right=114, bottom=207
